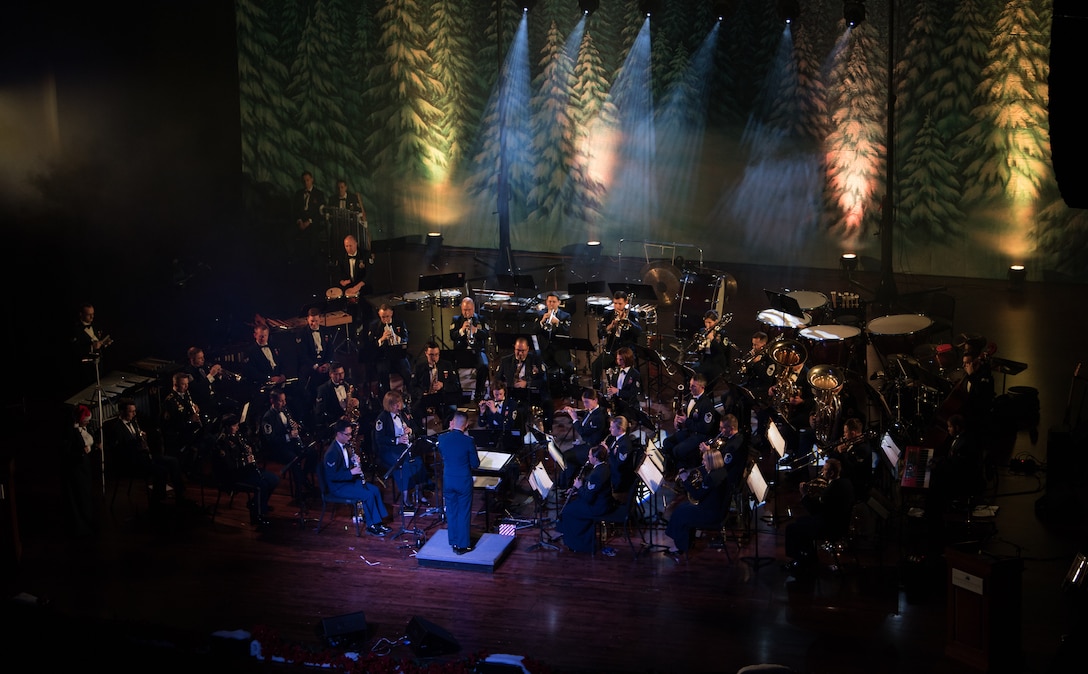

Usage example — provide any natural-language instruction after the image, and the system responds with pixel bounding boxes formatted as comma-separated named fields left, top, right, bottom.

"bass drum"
left=867, top=314, right=934, bottom=356
left=799, top=324, right=862, bottom=368
left=675, top=272, right=736, bottom=336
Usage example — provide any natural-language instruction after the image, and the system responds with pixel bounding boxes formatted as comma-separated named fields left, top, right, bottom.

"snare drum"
left=402, top=291, right=431, bottom=311
left=799, top=324, right=862, bottom=367
left=787, top=290, right=830, bottom=325
left=866, top=314, right=934, bottom=356
left=326, top=287, right=344, bottom=301
left=435, top=288, right=462, bottom=308
left=757, top=308, right=811, bottom=340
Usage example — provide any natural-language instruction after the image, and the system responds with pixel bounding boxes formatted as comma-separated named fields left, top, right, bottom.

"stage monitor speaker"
left=317, top=610, right=368, bottom=649
left=406, top=615, right=459, bottom=657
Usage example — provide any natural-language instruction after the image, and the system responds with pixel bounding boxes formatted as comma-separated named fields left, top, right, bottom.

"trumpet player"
left=592, top=290, right=642, bottom=385
left=535, top=292, right=574, bottom=384
left=184, top=346, right=233, bottom=419
left=783, top=457, right=854, bottom=578
left=366, top=304, right=411, bottom=395
left=449, top=297, right=491, bottom=402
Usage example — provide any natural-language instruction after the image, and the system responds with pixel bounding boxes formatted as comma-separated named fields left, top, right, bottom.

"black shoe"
left=452, top=545, right=474, bottom=555
left=366, top=525, right=386, bottom=537
left=378, top=523, right=393, bottom=533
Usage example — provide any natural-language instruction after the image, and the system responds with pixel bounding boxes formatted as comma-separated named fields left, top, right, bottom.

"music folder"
left=637, top=453, right=664, bottom=494
left=476, top=450, right=514, bottom=472
left=746, top=464, right=769, bottom=507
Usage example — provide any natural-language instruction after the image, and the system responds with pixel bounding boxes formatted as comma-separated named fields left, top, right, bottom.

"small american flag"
left=498, top=523, right=517, bottom=537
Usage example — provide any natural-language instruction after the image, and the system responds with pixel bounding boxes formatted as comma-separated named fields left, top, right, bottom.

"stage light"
left=639, top=0, right=661, bottom=18
left=521, top=0, right=538, bottom=12
left=778, top=0, right=799, bottom=24
left=578, top=0, right=599, bottom=15
left=840, top=253, right=858, bottom=271
left=713, top=2, right=732, bottom=22
left=586, top=239, right=601, bottom=247
left=844, top=1, right=865, bottom=27
left=1008, top=264, right=1027, bottom=291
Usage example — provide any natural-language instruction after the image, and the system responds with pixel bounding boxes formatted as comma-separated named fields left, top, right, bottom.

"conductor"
left=437, top=412, right=480, bottom=554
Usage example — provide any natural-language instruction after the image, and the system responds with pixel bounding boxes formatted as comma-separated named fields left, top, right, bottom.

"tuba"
left=769, top=339, right=807, bottom=416
left=807, top=364, right=844, bottom=447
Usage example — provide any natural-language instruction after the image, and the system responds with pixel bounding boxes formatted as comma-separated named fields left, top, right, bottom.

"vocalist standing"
left=437, top=412, right=480, bottom=554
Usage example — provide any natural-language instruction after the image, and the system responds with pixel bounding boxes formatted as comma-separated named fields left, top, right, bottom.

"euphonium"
left=801, top=476, right=829, bottom=503
left=807, top=365, right=843, bottom=447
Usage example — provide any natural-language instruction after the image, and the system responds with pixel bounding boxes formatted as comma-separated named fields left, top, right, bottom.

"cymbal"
left=640, top=262, right=680, bottom=306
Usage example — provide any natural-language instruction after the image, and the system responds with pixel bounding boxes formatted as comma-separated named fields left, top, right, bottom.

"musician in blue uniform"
left=373, top=390, right=428, bottom=508
left=592, top=291, right=643, bottom=385
left=605, top=416, right=635, bottom=503
left=437, top=412, right=481, bottom=553
left=662, top=373, right=720, bottom=472
left=554, top=444, right=612, bottom=553
left=449, top=297, right=491, bottom=402
left=783, top=457, right=855, bottom=577
left=323, top=420, right=390, bottom=536
left=603, top=346, right=642, bottom=428
left=535, top=292, right=574, bottom=385
left=559, top=389, right=609, bottom=488
left=664, top=414, right=746, bottom=556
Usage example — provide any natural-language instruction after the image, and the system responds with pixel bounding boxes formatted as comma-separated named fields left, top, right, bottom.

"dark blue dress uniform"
left=561, top=406, right=608, bottom=487
left=666, top=430, right=746, bottom=553
left=437, top=429, right=481, bottom=549
left=373, top=409, right=427, bottom=496
left=555, top=461, right=612, bottom=553
left=663, top=393, right=720, bottom=469
left=323, top=441, right=388, bottom=527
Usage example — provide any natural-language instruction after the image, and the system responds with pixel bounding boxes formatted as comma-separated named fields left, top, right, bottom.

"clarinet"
left=561, top=460, right=593, bottom=511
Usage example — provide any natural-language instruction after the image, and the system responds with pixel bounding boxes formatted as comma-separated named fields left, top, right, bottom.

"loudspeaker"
left=318, top=611, right=368, bottom=649
left=405, top=616, right=459, bottom=657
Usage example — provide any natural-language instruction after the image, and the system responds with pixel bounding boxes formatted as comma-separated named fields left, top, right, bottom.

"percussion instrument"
left=631, top=303, right=657, bottom=325
left=756, top=308, right=811, bottom=341
left=799, top=324, right=862, bottom=367
left=435, top=288, right=463, bottom=308
left=402, top=291, right=431, bottom=310
left=786, top=290, right=829, bottom=325
left=326, top=287, right=344, bottom=301
left=866, top=314, right=934, bottom=356
left=675, top=272, right=733, bottom=336
left=586, top=295, right=612, bottom=314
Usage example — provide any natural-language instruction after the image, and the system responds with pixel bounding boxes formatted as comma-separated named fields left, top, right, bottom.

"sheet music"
left=547, top=440, right=566, bottom=471
left=528, top=462, right=553, bottom=500
left=746, top=464, right=769, bottom=505
left=880, top=432, right=901, bottom=479
left=766, top=421, right=787, bottom=458
left=476, top=450, right=514, bottom=472
left=637, top=454, right=664, bottom=494
left=643, top=439, right=664, bottom=473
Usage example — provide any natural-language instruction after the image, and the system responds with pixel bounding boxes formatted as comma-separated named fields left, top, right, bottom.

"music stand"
left=545, top=437, right=567, bottom=517
left=525, top=461, right=559, bottom=552
left=761, top=418, right=794, bottom=527
left=371, top=235, right=417, bottom=295
left=608, top=282, right=658, bottom=302
left=636, top=440, right=669, bottom=557
left=385, top=442, right=427, bottom=549
left=740, top=463, right=776, bottom=572
left=763, top=289, right=806, bottom=321
left=495, top=273, right=537, bottom=298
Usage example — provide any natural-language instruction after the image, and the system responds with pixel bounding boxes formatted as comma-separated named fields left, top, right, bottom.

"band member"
left=691, top=310, right=731, bottom=389
left=313, top=361, right=359, bottom=440
left=783, top=457, right=854, bottom=577
left=662, top=373, right=719, bottom=472
left=535, top=292, right=574, bottom=382
left=324, top=419, right=391, bottom=536
left=241, top=323, right=292, bottom=424
left=261, top=388, right=312, bottom=500
left=449, top=297, right=491, bottom=402
left=160, top=372, right=204, bottom=464
left=436, top=412, right=481, bottom=554
left=738, top=331, right=775, bottom=402
left=592, top=291, right=643, bottom=384
left=215, top=414, right=280, bottom=525
left=65, top=404, right=99, bottom=536
left=184, top=347, right=236, bottom=421
left=498, top=336, right=550, bottom=430
left=603, top=346, right=642, bottom=427
left=554, top=444, right=612, bottom=553
left=478, top=382, right=520, bottom=448
left=559, top=389, right=609, bottom=488
left=298, top=308, right=337, bottom=395
left=605, top=416, right=635, bottom=503
left=338, top=234, right=373, bottom=326
left=292, top=170, right=326, bottom=271
left=104, top=398, right=185, bottom=504
left=664, top=415, right=745, bottom=557
left=365, top=304, right=411, bottom=394
left=827, top=418, right=874, bottom=501
left=410, top=342, right=462, bottom=423
left=72, top=302, right=112, bottom=387
left=373, top=390, right=428, bottom=509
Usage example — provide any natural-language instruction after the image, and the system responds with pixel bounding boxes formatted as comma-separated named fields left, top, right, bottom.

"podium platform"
left=415, top=529, right=514, bottom=573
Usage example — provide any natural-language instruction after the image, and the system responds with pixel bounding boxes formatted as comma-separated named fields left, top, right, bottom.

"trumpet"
left=215, top=364, right=243, bottom=382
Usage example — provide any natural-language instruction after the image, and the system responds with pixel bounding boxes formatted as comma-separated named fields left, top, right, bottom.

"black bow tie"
left=348, top=255, right=356, bottom=259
